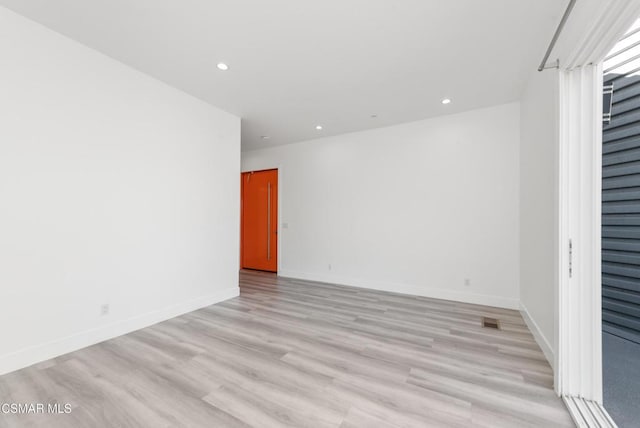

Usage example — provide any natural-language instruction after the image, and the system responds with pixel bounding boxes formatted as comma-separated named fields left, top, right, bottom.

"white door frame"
left=555, top=1, right=640, bottom=424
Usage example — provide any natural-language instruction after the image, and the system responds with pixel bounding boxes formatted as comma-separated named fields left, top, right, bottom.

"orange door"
left=241, top=169, right=278, bottom=272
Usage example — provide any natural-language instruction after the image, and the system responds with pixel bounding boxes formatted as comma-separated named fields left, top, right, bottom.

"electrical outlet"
left=328, top=264, right=332, bottom=271
left=100, top=304, right=110, bottom=316
left=464, top=278, right=471, bottom=286
left=282, top=222, right=288, bottom=229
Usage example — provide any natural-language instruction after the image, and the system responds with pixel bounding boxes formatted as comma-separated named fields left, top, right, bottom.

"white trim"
left=279, top=270, right=519, bottom=310
left=563, top=1, right=640, bottom=70
left=564, top=396, right=618, bottom=428
left=0, top=286, right=239, bottom=376
left=520, top=302, right=555, bottom=370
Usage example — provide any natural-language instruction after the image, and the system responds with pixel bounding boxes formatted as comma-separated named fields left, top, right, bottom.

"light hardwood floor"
left=0, top=271, right=574, bottom=427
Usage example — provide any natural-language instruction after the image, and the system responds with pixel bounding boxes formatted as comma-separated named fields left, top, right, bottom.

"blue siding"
left=603, top=73, right=640, bottom=344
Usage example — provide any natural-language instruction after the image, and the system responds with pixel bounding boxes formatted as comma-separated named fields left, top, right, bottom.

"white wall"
left=519, top=69, right=559, bottom=368
left=0, top=8, right=240, bottom=374
left=243, top=103, right=521, bottom=309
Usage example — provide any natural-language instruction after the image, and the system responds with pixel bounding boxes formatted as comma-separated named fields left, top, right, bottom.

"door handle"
left=267, top=182, right=271, bottom=261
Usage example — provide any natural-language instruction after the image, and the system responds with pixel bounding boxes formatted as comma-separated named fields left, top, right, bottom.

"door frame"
left=240, top=167, right=281, bottom=274
left=555, top=1, right=640, bottom=423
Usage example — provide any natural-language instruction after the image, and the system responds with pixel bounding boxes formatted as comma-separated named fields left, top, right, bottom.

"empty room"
left=1, top=1, right=639, bottom=427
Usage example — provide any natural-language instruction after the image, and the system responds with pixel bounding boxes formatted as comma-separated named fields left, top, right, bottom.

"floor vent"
left=482, top=317, right=500, bottom=329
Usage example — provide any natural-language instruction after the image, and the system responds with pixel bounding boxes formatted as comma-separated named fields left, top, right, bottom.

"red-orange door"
left=241, top=169, right=278, bottom=272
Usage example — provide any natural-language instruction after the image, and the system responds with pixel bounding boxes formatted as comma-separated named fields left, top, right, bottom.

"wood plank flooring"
left=0, top=270, right=574, bottom=427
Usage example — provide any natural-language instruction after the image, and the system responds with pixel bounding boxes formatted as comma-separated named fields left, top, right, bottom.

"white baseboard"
left=0, top=286, right=239, bottom=376
left=520, top=301, right=555, bottom=370
left=279, top=269, right=519, bottom=310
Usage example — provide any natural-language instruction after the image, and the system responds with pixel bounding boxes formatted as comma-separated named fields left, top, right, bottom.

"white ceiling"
left=0, top=0, right=565, bottom=150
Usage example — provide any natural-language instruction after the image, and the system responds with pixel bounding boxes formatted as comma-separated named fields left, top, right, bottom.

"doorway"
left=554, top=4, right=640, bottom=425
left=241, top=169, right=278, bottom=272
left=601, top=21, right=640, bottom=427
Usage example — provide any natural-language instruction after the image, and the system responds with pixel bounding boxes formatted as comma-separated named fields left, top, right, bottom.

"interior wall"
left=243, top=103, right=521, bottom=309
left=519, top=69, right=559, bottom=367
left=0, top=8, right=241, bottom=374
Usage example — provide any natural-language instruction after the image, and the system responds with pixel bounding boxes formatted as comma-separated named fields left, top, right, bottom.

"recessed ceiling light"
left=441, top=98, right=451, bottom=105
left=217, top=63, right=229, bottom=71
left=315, top=125, right=323, bottom=130
left=261, top=135, right=270, bottom=140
